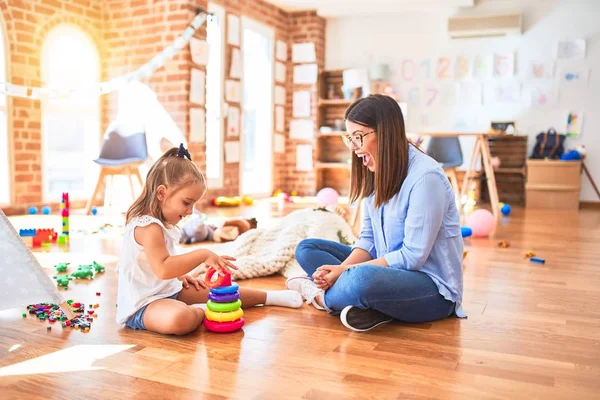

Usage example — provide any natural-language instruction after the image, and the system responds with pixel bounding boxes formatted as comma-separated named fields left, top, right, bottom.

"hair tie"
left=177, top=143, right=192, bottom=161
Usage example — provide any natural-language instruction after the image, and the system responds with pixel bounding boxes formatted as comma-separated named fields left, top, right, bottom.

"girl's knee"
left=169, top=307, right=203, bottom=335
left=295, top=238, right=318, bottom=260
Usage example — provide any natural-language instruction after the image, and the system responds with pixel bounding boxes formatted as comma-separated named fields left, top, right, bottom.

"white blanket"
left=190, top=208, right=356, bottom=279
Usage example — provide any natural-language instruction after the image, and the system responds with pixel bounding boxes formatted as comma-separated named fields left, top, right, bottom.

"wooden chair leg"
left=127, top=168, right=137, bottom=202
left=134, top=168, right=144, bottom=188
left=86, top=168, right=106, bottom=215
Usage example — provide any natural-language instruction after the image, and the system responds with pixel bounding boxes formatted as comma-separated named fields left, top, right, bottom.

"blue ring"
left=210, top=282, right=239, bottom=295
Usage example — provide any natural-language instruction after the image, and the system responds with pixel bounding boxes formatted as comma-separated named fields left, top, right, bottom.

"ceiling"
left=262, top=0, right=476, bottom=16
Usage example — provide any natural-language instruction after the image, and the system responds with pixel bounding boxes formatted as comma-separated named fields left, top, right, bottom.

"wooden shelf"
left=315, top=162, right=351, bottom=170
left=494, top=167, right=526, bottom=175
left=318, top=99, right=352, bottom=106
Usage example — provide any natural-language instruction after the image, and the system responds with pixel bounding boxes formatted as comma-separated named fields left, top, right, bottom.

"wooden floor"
left=1, top=201, right=600, bottom=399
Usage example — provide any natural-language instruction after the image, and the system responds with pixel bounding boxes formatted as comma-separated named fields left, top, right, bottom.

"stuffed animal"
left=180, top=211, right=258, bottom=244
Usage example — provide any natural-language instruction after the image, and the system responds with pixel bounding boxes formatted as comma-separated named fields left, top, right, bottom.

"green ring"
left=206, top=299, right=242, bottom=313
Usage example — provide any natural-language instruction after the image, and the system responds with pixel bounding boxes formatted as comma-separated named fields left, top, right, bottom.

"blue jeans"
left=295, top=238, right=455, bottom=322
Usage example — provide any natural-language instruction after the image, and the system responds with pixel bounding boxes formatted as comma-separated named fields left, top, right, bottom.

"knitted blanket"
left=191, top=208, right=356, bottom=280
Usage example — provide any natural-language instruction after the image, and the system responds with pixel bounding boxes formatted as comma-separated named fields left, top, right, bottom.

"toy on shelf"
left=54, top=262, right=70, bottom=273
left=28, top=206, right=38, bottom=215
left=42, top=206, right=51, bottom=215
left=203, top=267, right=244, bottom=333
left=211, top=196, right=254, bottom=207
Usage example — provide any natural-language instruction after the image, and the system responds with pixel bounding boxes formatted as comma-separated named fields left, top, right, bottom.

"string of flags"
left=0, top=9, right=211, bottom=101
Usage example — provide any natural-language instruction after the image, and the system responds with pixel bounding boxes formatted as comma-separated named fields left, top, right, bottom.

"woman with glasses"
left=287, top=94, right=466, bottom=331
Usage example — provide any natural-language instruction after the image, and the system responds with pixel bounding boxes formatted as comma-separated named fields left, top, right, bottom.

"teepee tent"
left=0, top=209, right=74, bottom=318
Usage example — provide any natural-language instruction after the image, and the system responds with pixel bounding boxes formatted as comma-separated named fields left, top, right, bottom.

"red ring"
left=204, top=267, right=231, bottom=288
left=204, top=318, right=245, bottom=333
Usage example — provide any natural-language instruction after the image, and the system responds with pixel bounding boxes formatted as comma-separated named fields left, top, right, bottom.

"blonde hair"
left=126, top=147, right=207, bottom=226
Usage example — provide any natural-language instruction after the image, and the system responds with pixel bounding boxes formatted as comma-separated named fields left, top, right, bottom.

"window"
left=0, top=18, right=8, bottom=204
left=205, top=3, right=225, bottom=188
left=41, top=25, right=100, bottom=201
left=241, top=17, right=274, bottom=196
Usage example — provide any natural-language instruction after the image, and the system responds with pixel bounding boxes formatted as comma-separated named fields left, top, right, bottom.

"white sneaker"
left=285, top=276, right=325, bottom=310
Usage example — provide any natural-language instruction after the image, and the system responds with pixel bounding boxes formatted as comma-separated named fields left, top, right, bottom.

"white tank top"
left=116, top=215, right=183, bottom=325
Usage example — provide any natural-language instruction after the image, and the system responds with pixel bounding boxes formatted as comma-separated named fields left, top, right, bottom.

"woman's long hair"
left=345, top=94, right=409, bottom=208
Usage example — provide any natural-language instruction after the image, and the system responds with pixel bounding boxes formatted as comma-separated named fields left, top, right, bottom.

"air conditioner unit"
left=448, top=13, right=522, bottom=39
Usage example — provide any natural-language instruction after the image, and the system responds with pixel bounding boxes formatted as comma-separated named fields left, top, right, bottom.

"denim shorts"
left=125, top=291, right=180, bottom=330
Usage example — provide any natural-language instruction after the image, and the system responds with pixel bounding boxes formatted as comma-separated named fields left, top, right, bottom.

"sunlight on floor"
left=0, top=344, right=135, bottom=377
left=8, top=344, right=21, bottom=352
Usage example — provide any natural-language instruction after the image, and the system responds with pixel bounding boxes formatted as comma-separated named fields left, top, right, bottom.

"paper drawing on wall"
left=559, top=66, right=589, bottom=84
left=454, top=56, right=470, bottom=79
left=566, top=111, right=583, bottom=137
left=531, top=88, right=558, bottom=107
left=557, top=39, right=585, bottom=60
left=493, top=53, right=514, bottom=78
left=227, top=106, right=240, bottom=137
left=529, top=61, right=554, bottom=79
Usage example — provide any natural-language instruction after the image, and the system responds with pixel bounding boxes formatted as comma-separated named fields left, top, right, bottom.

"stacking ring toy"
left=204, top=318, right=245, bottom=333
left=210, top=282, right=239, bottom=295
left=205, top=308, right=244, bottom=322
left=208, top=292, right=240, bottom=303
left=207, top=299, right=242, bottom=313
left=204, top=267, right=232, bottom=288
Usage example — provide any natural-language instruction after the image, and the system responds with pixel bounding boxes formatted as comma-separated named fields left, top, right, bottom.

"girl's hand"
left=313, top=265, right=347, bottom=290
left=178, top=274, right=207, bottom=290
left=204, top=251, right=239, bottom=275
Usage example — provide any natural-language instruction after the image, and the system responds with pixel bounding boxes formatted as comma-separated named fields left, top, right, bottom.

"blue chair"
left=426, top=137, right=464, bottom=198
left=85, top=121, right=148, bottom=215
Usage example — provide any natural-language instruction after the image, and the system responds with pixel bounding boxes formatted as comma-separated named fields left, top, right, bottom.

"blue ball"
left=461, top=226, right=472, bottom=238
left=91, top=207, right=98, bottom=216
left=42, top=206, right=51, bottom=215
left=501, top=204, right=511, bottom=216
left=28, top=206, right=38, bottom=215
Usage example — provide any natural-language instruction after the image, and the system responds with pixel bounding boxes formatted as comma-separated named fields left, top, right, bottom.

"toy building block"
left=54, top=263, right=70, bottom=273
left=19, top=229, right=37, bottom=237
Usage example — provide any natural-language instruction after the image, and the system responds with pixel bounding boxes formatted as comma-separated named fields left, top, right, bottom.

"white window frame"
left=205, top=2, right=226, bottom=189
left=40, top=24, right=100, bottom=202
left=240, top=16, right=275, bottom=197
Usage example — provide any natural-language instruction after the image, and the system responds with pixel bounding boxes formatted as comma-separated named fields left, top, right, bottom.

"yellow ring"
left=205, top=307, right=244, bottom=323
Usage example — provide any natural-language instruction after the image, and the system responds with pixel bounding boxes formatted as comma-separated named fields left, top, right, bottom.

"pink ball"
left=316, top=187, right=339, bottom=206
left=466, top=209, right=496, bottom=238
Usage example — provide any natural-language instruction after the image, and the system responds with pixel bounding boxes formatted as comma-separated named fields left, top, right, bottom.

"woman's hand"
left=178, top=274, right=207, bottom=290
left=204, top=251, right=239, bottom=275
left=312, top=265, right=347, bottom=290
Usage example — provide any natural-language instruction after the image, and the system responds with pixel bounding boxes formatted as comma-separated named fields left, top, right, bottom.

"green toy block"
left=54, top=275, right=72, bottom=288
left=92, top=261, right=105, bottom=273
left=71, top=269, right=93, bottom=279
left=54, top=263, right=70, bottom=273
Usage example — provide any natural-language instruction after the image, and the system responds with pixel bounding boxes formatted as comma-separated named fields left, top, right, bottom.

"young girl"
left=287, top=95, right=466, bottom=332
left=116, top=145, right=302, bottom=335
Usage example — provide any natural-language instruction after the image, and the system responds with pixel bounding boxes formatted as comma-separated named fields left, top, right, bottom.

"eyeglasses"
left=341, top=130, right=375, bottom=148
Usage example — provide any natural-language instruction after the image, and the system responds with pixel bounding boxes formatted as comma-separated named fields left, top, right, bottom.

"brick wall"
left=0, top=0, right=103, bottom=205
left=1, top=0, right=327, bottom=210
left=283, top=11, right=325, bottom=196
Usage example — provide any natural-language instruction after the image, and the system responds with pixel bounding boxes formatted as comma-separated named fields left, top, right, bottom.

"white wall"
left=325, top=0, right=599, bottom=202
